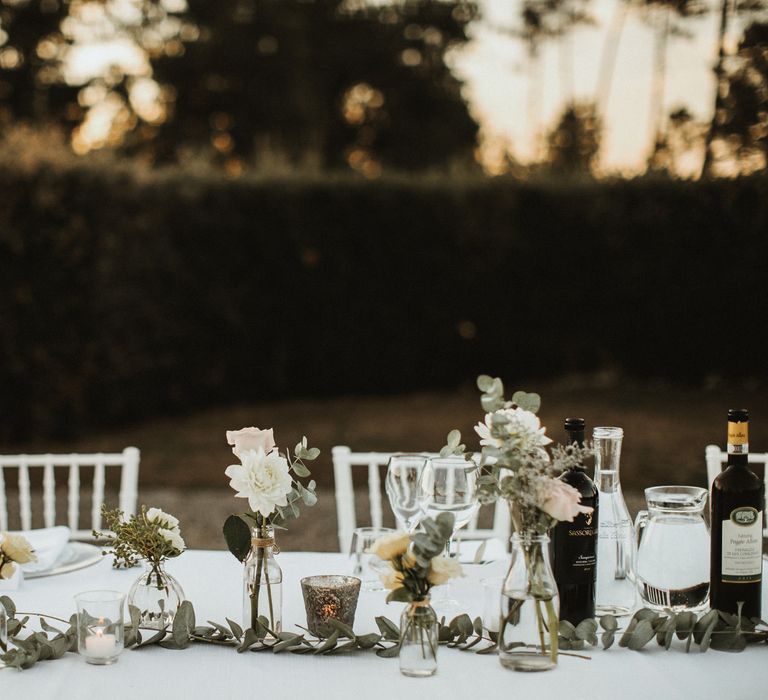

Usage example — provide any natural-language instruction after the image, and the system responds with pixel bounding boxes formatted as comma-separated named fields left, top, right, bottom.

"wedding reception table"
left=2, top=551, right=767, bottom=699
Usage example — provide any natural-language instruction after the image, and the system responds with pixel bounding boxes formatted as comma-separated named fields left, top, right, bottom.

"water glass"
left=75, top=590, right=126, bottom=665
left=349, top=526, right=395, bottom=591
left=386, top=453, right=428, bottom=531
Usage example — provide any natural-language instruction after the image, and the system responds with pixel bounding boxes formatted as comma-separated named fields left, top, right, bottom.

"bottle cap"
left=564, top=417, right=585, bottom=431
left=728, top=409, right=749, bottom=422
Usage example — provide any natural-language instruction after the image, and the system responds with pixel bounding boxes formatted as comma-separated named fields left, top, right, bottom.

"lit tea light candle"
left=301, top=575, right=361, bottom=637
left=85, top=619, right=117, bottom=658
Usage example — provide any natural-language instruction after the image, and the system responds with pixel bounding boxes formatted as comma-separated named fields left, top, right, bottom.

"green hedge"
left=1, top=161, right=767, bottom=440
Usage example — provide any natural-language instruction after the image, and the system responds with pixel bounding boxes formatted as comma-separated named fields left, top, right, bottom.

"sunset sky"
left=454, top=0, right=740, bottom=175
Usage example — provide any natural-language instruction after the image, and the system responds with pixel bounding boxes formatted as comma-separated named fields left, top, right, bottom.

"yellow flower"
left=427, top=555, right=462, bottom=586
left=380, top=564, right=405, bottom=590
left=0, top=561, right=16, bottom=579
left=369, top=531, right=410, bottom=561
left=1, top=533, right=36, bottom=564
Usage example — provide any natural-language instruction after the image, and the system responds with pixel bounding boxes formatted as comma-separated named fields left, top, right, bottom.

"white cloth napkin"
left=13, top=526, right=71, bottom=574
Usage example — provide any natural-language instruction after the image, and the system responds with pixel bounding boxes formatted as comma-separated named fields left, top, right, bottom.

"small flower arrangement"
left=371, top=513, right=461, bottom=603
left=0, top=533, right=36, bottom=579
left=442, top=375, right=593, bottom=534
left=95, top=505, right=186, bottom=570
left=223, top=427, right=319, bottom=556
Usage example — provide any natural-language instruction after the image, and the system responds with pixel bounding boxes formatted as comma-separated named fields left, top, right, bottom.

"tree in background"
left=0, top=0, right=79, bottom=131
left=700, top=0, right=766, bottom=177
left=640, top=0, right=707, bottom=168
left=544, top=101, right=601, bottom=175
left=646, top=105, right=706, bottom=173
left=142, top=0, right=479, bottom=173
left=713, top=21, right=768, bottom=173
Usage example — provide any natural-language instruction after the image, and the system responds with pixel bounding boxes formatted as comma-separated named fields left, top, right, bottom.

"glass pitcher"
left=635, top=486, right=710, bottom=612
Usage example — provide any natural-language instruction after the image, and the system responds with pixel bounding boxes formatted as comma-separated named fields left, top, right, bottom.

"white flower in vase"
left=475, top=406, right=552, bottom=453
left=225, top=447, right=294, bottom=517
left=226, top=427, right=276, bottom=459
left=146, top=507, right=181, bottom=530
left=537, top=478, right=593, bottom=522
left=159, top=527, right=186, bottom=554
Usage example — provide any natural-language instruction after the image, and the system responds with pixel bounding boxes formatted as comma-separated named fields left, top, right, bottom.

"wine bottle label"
left=721, top=507, right=763, bottom=583
left=559, top=511, right=597, bottom=582
left=727, top=422, right=749, bottom=454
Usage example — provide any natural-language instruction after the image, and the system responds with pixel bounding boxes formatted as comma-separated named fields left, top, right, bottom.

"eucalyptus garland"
left=1, top=594, right=766, bottom=671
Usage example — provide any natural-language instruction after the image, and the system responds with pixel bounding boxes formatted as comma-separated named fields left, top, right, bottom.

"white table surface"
left=2, top=551, right=766, bottom=699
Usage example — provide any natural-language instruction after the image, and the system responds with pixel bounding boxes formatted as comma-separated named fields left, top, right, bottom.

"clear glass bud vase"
left=399, top=598, right=439, bottom=677
left=243, top=525, right=282, bottom=638
left=499, top=533, right=559, bottom=672
left=127, top=561, right=185, bottom=629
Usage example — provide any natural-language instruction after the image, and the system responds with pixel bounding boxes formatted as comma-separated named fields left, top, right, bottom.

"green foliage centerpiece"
left=96, top=506, right=186, bottom=630
left=371, top=513, right=462, bottom=677
left=442, top=375, right=594, bottom=672
left=222, top=427, right=319, bottom=639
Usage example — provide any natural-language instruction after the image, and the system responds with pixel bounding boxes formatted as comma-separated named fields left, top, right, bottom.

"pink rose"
left=226, top=427, right=276, bottom=458
left=538, top=478, right=593, bottom=522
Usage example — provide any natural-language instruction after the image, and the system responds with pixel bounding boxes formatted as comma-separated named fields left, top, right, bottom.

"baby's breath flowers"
left=95, top=505, right=185, bottom=572
left=0, top=533, right=36, bottom=579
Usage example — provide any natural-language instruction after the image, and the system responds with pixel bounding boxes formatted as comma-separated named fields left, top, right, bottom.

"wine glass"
left=386, top=453, right=428, bottom=532
left=419, top=456, right=479, bottom=610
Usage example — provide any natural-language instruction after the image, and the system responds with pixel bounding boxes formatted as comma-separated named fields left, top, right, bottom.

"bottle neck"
left=251, top=524, right=276, bottom=554
left=565, top=429, right=586, bottom=469
left=726, top=420, right=749, bottom=467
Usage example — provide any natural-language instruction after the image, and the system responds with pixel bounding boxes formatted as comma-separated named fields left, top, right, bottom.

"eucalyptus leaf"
left=375, top=616, right=400, bottom=641
left=476, top=375, right=495, bottom=391
left=627, top=620, right=656, bottom=651
left=314, top=630, right=339, bottom=654
left=376, top=644, right=401, bottom=658
left=226, top=618, right=243, bottom=640
left=292, top=461, right=311, bottom=478
left=599, top=614, right=618, bottom=632
left=223, top=515, right=252, bottom=562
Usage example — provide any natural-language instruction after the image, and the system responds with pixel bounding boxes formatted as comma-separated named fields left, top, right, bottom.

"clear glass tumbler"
left=75, top=590, right=125, bottom=665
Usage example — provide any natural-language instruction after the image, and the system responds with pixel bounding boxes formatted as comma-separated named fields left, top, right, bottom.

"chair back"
left=705, top=444, right=768, bottom=537
left=332, top=445, right=510, bottom=553
left=0, top=447, right=140, bottom=540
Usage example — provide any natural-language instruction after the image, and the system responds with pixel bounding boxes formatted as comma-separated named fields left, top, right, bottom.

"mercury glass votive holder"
left=301, top=575, right=361, bottom=637
left=75, top=590, right=126, bottom=665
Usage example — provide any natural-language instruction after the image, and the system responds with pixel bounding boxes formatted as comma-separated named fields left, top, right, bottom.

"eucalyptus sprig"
left=2, top=594, right=766, bottom=673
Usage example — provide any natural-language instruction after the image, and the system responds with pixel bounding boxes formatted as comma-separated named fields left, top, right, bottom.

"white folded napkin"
left=13, top=526, right=71, bottom=574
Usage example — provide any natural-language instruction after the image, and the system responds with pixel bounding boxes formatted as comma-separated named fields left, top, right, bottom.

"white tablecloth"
left=2, top=551, right=766, bottom=699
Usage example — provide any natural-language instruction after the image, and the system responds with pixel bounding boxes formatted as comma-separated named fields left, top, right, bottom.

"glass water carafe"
left=635, top=486, right=710, bottom=612
left=593, top=427, right=636, bottom=616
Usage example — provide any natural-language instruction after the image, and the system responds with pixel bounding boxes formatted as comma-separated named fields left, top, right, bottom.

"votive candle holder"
left=301, top=575, right=361, bottom=637
left=75, top=590, right=126, bottom=665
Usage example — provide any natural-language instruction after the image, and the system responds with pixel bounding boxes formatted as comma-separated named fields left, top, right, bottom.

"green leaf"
left=708, top=630, right=747, bottom=653
left=694, top=609, right=719, bottom=644
left=386, top=587, right=414, bottom=604
left=237, top=628, right=261, bottom=653
left=601, top=630, right=615, bottom=649
left=0, top=596, right=16, bottom=617
left=292, top=461, right=311, bottom=478
left=355, top=633, right=381, bottom=649
left=314, top=630, right=339, bottom=653
left=512, top=391, right=541, bottom=413
left=559, top=620, right=577, bottom=640
left=304, top=447, right=320, bottom=461
left=477, top=375, right=495, bottom=392
left=447, top=429, right=461, bottom=448
left=223, top=514, right=252, bottom=562
left=599, top=614, right=618, bottom=632
left=328, top=618, right=355, bottom=639
left=628, top=620, right=656, bottom=651
left=375, top=616, right=400, bottom=641
left=575, top=618, right=598, bottom=643
left=39, top=618, right=64, bottom=635
left=675, top=611, right=696, bottom=640
left=226, top=618, right=243, bottom=640
left=699, top=617, right=718, bottom=652
left=375, top=644, right=400, bottom=658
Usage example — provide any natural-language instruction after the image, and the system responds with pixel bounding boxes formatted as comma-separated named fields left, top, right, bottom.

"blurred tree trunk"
left=648, top=7, right=671, bottom=162
left=595, top=0, right=630, bottom=115
left=700, top=0, right=731, bottom=177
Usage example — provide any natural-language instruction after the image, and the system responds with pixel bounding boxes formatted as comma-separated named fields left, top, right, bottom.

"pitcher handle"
left=634, top=510, right=649, bottom=549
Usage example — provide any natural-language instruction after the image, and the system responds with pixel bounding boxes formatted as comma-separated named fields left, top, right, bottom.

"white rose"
left=225, top=447, right=294, bottom=517
left=159, top=527, right=186, bottom=554
left=146, top=508, right=180, bottom=530
left=1, top=532, right=36, bottom=564
left=427, top=555, right=463, bottom=586
left=369, top=532, right=410, bottom=561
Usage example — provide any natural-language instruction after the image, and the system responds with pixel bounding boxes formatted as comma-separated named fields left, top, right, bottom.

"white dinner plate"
left=25, top=542, right=103, bottom=579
